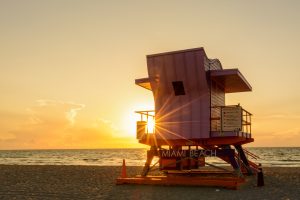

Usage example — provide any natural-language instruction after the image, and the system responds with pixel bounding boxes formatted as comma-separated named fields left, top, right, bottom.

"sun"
left=121, top=103, right=154, bottom=138
left=146, top=117, right=155, bottom=134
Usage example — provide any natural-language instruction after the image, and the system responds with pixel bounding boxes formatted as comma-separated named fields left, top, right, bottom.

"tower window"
left=172, top=81, right=185, bottom=96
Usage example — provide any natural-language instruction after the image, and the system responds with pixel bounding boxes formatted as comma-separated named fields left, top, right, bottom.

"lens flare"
left=147, top=118, right=155, bottom=133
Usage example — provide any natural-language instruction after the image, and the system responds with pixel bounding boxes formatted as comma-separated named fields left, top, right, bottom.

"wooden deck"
left=116, top=175, right=245, bottom=190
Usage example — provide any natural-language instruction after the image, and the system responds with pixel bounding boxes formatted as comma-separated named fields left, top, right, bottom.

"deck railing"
left=135, top=110, right=155, bottom=139
left=135, top=105, right=252, bottom=140
left=241, top=107, right=252, bottom=134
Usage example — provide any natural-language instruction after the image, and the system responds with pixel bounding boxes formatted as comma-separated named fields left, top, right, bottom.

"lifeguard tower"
left=117, top=48, right=261, bottom=189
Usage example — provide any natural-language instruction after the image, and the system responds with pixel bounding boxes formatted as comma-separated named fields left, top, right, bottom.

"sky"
left=0, top=0, right=300, bottom=149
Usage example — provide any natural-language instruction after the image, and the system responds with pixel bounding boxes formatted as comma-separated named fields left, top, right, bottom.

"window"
left=172, top=81, right=185, bottom=96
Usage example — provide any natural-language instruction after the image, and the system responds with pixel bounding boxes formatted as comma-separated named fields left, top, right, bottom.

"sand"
left=0, top=165, right=299, bottom=200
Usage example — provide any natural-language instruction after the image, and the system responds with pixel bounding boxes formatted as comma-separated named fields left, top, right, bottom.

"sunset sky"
left=1, top=0, right=300, bottom=149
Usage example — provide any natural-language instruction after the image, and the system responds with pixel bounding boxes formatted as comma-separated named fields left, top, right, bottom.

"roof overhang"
left=210, top=69, right=252, bottom=93
left=135, top=77, right=152, bottom=91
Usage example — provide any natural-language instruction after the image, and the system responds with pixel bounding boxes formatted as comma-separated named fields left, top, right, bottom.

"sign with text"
left=160, top=149, right=217, bottom=158
left=159, top=149, right=235, bottom=158
left=221, top=106, right=242, bottom=131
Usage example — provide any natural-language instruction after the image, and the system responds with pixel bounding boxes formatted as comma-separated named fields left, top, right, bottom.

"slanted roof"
left=135, top=78, right=152, bottom=91
left=147, top=47, right=205, bottom=58
left=210, top=69, right=252, bottom=93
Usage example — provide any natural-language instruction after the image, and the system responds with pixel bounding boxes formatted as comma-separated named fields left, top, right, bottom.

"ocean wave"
left=0, top=148, right=300, bottom=167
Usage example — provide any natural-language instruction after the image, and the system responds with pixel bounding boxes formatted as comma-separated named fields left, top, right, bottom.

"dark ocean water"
left=0, top=147, right=299, bottom=167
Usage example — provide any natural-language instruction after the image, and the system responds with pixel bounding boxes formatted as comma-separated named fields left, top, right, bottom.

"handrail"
left=135, top=110, right=155, bottom=113
left=211, top=105, right=252, bottom=116
left=243, top=148, right=260, bottom=159
left=135, top=110, right=155, bottom=117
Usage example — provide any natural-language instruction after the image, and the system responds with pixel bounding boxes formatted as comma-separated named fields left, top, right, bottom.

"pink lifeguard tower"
left=117, top=47, right=262, bottom=189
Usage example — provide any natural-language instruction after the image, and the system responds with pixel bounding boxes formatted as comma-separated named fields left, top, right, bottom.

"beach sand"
left=0, top=165, right=299, bottom=200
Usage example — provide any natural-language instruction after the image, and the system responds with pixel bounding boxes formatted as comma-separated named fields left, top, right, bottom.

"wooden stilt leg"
left=141, top=146, right=156, bottom=176
left=234, top=145, right=253, bottom=175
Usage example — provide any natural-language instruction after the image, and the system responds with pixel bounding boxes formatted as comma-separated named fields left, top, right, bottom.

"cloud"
left=0, top=110, right=26, bottom=140
left=0, top=99, right=135, bottom=149
left=29, top=99, right=85, bottom=126
left=249, top=125, right=300, bottom=147
left=255, top=113, right=300, bottom=120
left=93, top=118, right=119, bottom=132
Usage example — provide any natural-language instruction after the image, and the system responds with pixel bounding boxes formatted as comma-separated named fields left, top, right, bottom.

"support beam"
left=234, top=145, right=253, bottom=175
left=141, top=146, right=157, bottom=176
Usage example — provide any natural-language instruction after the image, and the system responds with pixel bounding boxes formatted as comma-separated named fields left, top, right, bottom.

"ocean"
left=0, top=147, right=299, bottom=167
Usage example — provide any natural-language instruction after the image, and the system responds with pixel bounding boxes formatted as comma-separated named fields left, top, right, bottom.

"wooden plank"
left=116, top=176, right=245, bottom=189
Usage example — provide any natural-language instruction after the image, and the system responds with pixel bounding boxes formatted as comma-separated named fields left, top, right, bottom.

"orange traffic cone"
left=121, top=159, right=127, bottom=178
